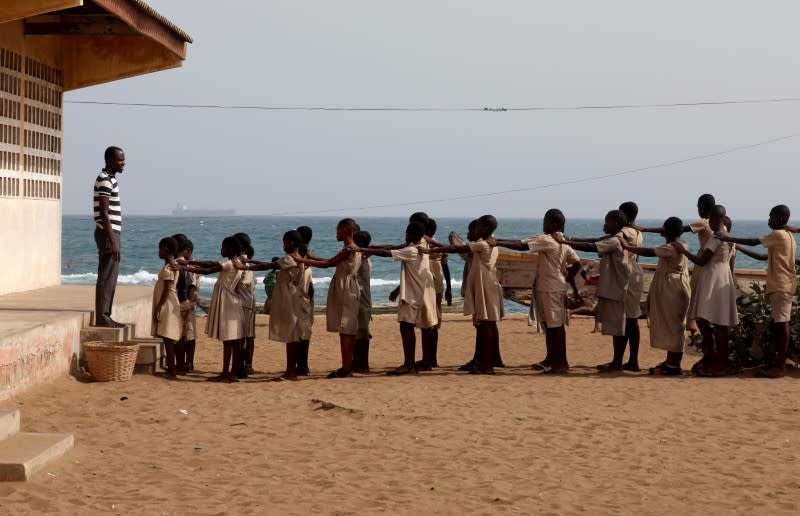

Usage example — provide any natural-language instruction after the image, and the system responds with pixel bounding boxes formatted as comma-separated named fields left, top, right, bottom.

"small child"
left=620, top=217, right=690, bottom=375
left=674, top=205, right=738, bottom=376
left=618, top=202, right=644, bottom=371
left=295, top=219, right=361, bottom=378
left=450, top=220, right=481, bottom=371
left=296, top=226, right=315, bottom=375
left=557, top=210, right=631, bottom=372
left=175, top=236, right=245, bottom=383
left=423, top=215, right=503, bottom=375
left=234, top=233, right=257, bottom=377
left=717, top=205, right=797, bottom=378
left=353, top=230, right=373, bottom=373
left=263, top=257, right=280, bottom=314
left=358, top=222, right=438, bottom=374
left=236, top=230, right=311, bottom=380
left=423, top=218, right=453, bottom=368
left=494, top=209, right=582, bottom=374
left=152, top=237, right=182, bottom=378
left=178, top=238, right=199, bottom=373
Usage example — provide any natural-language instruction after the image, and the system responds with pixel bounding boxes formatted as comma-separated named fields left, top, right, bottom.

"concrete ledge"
left=0, top=432, right=74, bottom=481
left=0, top=409, right=19, bottom=440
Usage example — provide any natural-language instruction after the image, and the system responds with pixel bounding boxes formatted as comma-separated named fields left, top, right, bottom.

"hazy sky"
left=62, top=0, right=800, bottom=220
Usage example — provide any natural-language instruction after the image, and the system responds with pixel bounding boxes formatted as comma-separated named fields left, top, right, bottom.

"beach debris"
left=229, top=422, right=247, bottom=426
left=47, top=472, right=55, bottom=477
left=310, top=399, right=360, bottom=414
left=119, top=396, right=128, bottom=401
left=178, top=409, right=189, bottom=415
left=194, top=444, right=203, bottom=450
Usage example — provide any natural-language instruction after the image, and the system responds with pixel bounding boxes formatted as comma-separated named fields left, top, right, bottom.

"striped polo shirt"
left=93, top=170, right=122, bottom=233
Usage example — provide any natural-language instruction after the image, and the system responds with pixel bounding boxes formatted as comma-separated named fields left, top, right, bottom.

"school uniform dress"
left=269, top=256, right=312, bottom=343
left=300, top=266, right=314, bottom=337
left=429, top=252, right=445, bottom=329
left=206, top=259, right=244, bottom=341
left=759, top=229, right=798, bottom=323
left=391, top=244, right=438, bottom=328
left=595, top=234, right=631, bottom=336
left=525, top=233, right=580, bottom=329
left=238, top=266, right=257, bottom=339
left=687, top=219, right=713, bottom=323
left=151, top=264, right=181, bottom=341
left=687, top=236, right=738, bottom=327
left=648, top=242, right=691, bottom=352
left=178, top=271, right=199, bottom=340
left=356, top=256, right=373, bottom=340
left=326, top=250, right=361, bottom=335
left=622, top=227, right=644, bottom=319
left=464, top=239, right=504, bottom=322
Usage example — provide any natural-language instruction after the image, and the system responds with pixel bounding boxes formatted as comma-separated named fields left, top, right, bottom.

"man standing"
left=93, top=146, right=125, bottom=328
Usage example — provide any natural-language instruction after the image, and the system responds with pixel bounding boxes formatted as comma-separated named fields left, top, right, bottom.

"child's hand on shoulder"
left=671, top=241, right=686, bottom=253
left=416, top=245, right=430, bottom=254
left=552, top=232, right=565, bottom=244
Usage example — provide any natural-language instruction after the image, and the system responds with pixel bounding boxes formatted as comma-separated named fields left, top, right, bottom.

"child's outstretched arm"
left=552, top=233, right=598, bottom=253
left=566, top=261, right=582, bottom=300
left=618, top=237, right=657, bottom=258
left=564, top=235, right=607, bottom=243
left=734, top=244, right=767, bottom=262
left=233, top=259, right=280, bottom=272
left=715, top=232, right=760, bottom=247
left=180, top=259, right=219, bottom=267
left=442, top=256, right=453, bottom=305
left=295, top=247, right=353, bottom=268
left=352, top=246, right=392, bottom=258
left=492, top=238, right=529, bottom=251
left=172, top=262, right=222, bottom=275
left=419, top=243, right=471, bottom=254
left=672, top=241, right=714, bottom=266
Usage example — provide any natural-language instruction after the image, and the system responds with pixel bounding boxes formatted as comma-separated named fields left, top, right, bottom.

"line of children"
left=156, top=198, right=798, bottom=382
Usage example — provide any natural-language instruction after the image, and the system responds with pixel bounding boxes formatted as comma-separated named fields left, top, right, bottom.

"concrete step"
left=0, top=409, right=20, bottom=440
left=123, top=323, right=136, bottom=341
left=133, top=339, right=163, bottom=375
left=0, top=432, right=74, bottom=481
left=80, top=326, right=125, bottom=345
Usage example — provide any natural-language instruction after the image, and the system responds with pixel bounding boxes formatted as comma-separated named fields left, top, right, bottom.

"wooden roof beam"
left=25, top=15, right=138, bottom=36
left=0, top=0, right=83, bottom=24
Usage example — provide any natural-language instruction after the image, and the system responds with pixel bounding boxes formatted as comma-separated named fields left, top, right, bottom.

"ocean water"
left=62, top=215, right=786, bottom=313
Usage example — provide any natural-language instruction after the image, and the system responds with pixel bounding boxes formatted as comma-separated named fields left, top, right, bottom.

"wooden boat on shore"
left=496, top=250, right=766, bottom=308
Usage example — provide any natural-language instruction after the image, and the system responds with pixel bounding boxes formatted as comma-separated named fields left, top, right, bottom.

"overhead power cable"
left=64, top=96, right=800, bottom=112
left=259, top=132, right=799, bottom=216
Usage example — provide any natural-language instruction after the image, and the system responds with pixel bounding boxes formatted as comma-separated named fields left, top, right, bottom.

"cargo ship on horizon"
left=172, top=203, right=236, bottom=217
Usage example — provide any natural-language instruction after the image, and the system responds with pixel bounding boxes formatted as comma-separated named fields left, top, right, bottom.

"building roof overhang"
left=0, top=0, right=192, bottom=91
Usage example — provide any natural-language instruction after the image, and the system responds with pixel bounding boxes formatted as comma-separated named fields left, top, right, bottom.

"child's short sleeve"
left=468, top=240, right=491, bottom=256
left=277, top=255, right=297, bottom=270
left=391, top=245, right=419, bottom=262
left=704, top=236, right=721, bottom=253
left=564, top=246, right=581, bottom=265
left=595, top=236, right=622, bottom=257
left=655, top=242, right=680, bottom=258
left=158, top=267, right=172, bottom=281
left=689, top=220, right=709, bottom=234
left=759, top=230, right=785, bottom=249
left=527, top=235, right=559, bottom=254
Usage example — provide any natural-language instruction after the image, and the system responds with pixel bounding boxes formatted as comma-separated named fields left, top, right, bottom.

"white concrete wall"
left=0, top=198, right=61, bottom=295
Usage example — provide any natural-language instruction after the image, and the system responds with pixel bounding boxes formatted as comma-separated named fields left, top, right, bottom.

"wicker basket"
left=85, top=342, right=140, bottom=382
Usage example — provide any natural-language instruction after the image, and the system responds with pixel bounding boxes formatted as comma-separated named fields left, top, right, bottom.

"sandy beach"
left=1, top=313, right=799, bottom=515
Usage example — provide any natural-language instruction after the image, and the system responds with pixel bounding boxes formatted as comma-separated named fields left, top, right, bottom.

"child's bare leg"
left=623, top=318, right=640, bottom=371
left=545, top=327, right=568, bottom=372
left=760, top=321, right=789, bottom=378
left=598, top=337, right=626, bottom=372
left=431, top=328, right=439, bottom=367
left=493, top=324, right=504, bottom=367
left=174, top=338, right=186, bottom=373
left=185, top=340, right=196, bottom=372
left=709, top=325, right=730, bottom=375
left=353, top=338, right=370, bottom=373
left=389, top=322, right=417, bottom=375
left=459, top=329, right=479, bottom=371
left=279, top=342, right=299, bottom=380
left=666, top=351, right=683, bottom=368
left=296, top=340, right=310, bottom=375
left=327, top=334, right=355, bottom=378
left=245, top=337, right=255, bottom=374
left=418, top=328, right=435, bottom=371
left=471, top=322, right=496, bottom=374
left=533, top=324, right=553, bottom=369
left=207, top=341, right=234, bottom=382
left=692, top=319, right=715, bottom=373
left=162, top=338, right=177, bottom=378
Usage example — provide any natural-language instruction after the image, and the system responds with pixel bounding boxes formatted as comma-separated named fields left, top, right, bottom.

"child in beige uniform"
left=152, top=237, right=182, bottom=379
left=236, top=230, right=311, bottom=381
left=495, top=209, right=581, bottom=374
left=296, top=226, right=315, bottom=376
left=424, top=218, right=452, bottom=368
left=557, top=210, right=631, bottom=372
left=718, top=204, right=797, bottom=378
left=175, top=236, right=245, bottom=383
left=353, top=230, right=373, bottom=373
left=235, top=234, right=257, bottom=379
left=619, top=202, right=644, bottom=371
left=359, top=222, right=438, bottom=374
left=423, top=215, right=503, bottom=374
left=621, top=217, right=691, bottom=376
left=296, top=219, right=361, bottom=378
left=675, top=205, right=738, bottom=377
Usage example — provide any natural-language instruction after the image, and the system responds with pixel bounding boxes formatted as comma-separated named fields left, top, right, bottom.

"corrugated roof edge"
left=129, top=0, right=193, bottom=43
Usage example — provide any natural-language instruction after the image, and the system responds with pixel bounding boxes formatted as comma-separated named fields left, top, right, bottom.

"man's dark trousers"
left=94, top=228, right=120, bottom=325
